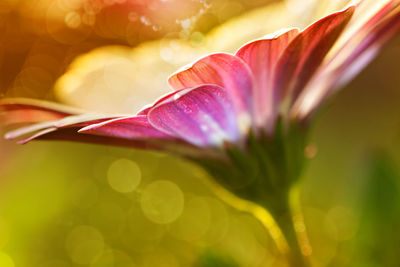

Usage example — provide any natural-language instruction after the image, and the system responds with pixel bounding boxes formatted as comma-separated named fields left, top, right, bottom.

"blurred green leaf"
left=194, top=249, right=239, bottom=267
left=352, top=152, right=400, bottom=266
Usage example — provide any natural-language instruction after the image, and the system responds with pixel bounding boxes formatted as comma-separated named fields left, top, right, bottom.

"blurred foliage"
left=194, top=249, right=239, bottom=267
left=351, top=153, right=400, bottom=266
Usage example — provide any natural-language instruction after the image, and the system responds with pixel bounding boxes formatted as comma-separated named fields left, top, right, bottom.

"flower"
left=2, top=1, right=399, bottom=153
left=1, top=1, right=399, bottom=266
left=2, top=0, right=400, bottom=211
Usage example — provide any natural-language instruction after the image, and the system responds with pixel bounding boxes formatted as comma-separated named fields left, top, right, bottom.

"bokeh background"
left=1, top=0, right=400, bottom=266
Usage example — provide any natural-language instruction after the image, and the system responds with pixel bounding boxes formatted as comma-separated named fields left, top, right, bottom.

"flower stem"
left=201, top=173, right=312, bottom=266
left=266, top=188, right=312, bottom=267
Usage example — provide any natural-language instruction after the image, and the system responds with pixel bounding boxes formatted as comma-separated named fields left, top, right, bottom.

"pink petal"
left=235, top=28, right=299, bottom=132
left=325, top=1, right=400, bottom=88
left=0, top=98, right=83, bottom=116
left=4, top=114, right=119, bottom=141
left=1, top=109, right=65, bottom=125
left=148, top=85, right=240, bottom=147
left=0, top=98, right=205, bottom=155
left=5, top=114, right=180, bottom=152
left=168, top=53, right=254, bottom=123
left=338, top=4, right=400, bottom=86
left=0, top=98, right=127, bottom=143
left=274, top=6, right=356, bottom=104
left=136, top=89, right=187, bottom=116
left=20, top=126, right=162, bottom=150
left=293, top=1, right=400, bottom=119
left=35, top=126, right=217, bottom=158
left=0, top=98, right=85, bottom=126
left=17, top=127, right=58, bottom=144
left=79, top=116, right=172, bottom=139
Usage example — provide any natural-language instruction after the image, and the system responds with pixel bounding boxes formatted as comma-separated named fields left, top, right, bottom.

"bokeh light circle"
left=65, top=225, right=105, bottom=265
left=107, top=158, right=141, bottom=193
left=325, top=205, right=358, bottom=242
left=140, top=180, right=184, bottom=224
left=88, top=201, right=126, bottom=238
left=122, top=205, right=166, bottom=252
left=91, top=247, right=136, bottom=267
left=169, top=196, right=211, bottom=242
left=141, top=248, right=180, bottom=267
left=69, top=178, right=99, bottom=209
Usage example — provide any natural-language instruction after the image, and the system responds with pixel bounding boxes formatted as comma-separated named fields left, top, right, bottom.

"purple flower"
left=2, top=2, right=399, bottom=158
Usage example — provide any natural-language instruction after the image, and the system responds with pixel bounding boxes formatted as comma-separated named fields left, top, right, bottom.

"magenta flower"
left=2, top=3, right=399, bottom=152
left=1, top=1, right=400, bottom=266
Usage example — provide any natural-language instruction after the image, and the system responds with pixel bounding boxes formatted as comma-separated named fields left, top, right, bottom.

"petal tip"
left=16, top=139, right=29, bottom=145
left=4, top=132, right=15, bottom=140
left=77, top=125, right=94, bottom=133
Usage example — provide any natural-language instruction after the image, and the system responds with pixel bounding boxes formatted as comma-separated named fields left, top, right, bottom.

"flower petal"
left=0, top=98, right=83, bottom=114
left=293, top=1, right=400, bottom=119
left=79, top=116, right=172, bottom=139
left=274, top=6, right=355, bottom=104
left=235, top=28, right=299, bottom=131
left=0, top=98, right=134, bottom=143
left=0, top=98, right=114, bottom=140
left=17, top=126, right=161, bottom=150
left=136, top=89, right=188, bottom=116
left=3, top=113, right=178, bottom=152
left=335, top=2, right=400, bottom=87
left=148, top=85, right=240, bottom=147
left=4, top=114, right=118, bottom=141
left=0, top=98, right=83, bottom=124
left=5, top=113, right=202, bottom=155
left=168, top=53, right=254, bottom=122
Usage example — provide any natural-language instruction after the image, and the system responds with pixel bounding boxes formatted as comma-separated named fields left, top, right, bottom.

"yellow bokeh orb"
left=65, top=225, right=105, bottom=265
left=122, top=204, right=166, bottom=252
left=140, top=180, right=184, bottom=224
left=141, top=248, right=180, bottom=267
left=169, top=196, right=211, bottom=242
left=91, top=247, right=136, bottom=267
left=107, top=158, right=142, bottom=193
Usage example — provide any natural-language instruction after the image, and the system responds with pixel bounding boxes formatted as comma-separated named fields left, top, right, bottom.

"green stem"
left=203, top=172, right=312, bottom=267
left=263, top=188, right=311, bottom=267
left=273, top=206, right=309, bottom=266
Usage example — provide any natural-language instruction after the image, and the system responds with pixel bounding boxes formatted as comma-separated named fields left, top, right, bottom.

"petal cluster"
left=1, top=1, right=399, bottom=156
